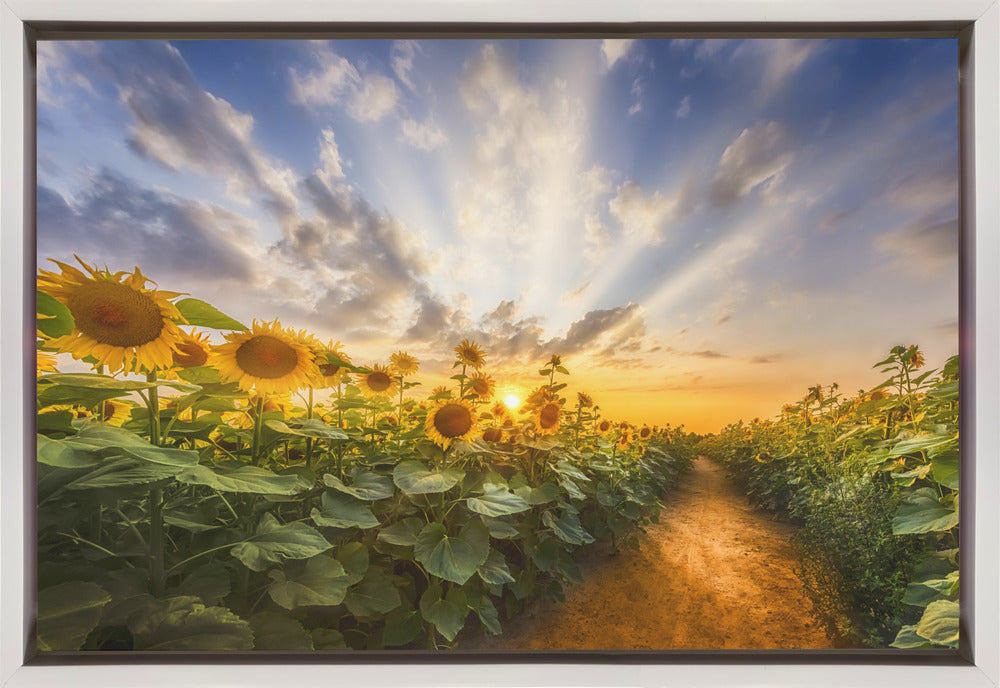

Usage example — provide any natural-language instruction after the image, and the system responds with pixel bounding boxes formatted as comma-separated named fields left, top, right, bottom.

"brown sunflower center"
left=471, top=379, right=489, bottom=396
left=68, top=281, right=165, bottom=347
left=599, top=421, right=611, bottom=432
left=539, top=403, right=560, bottom=429
left=483, top=428, right=502, bottom=443
left=366, top=371, right=392, bottom=392
left=434, top=403, right=473, bottom=439
left=173, top=340, right=208, bottom=368
left=640, top=428, right=651, bottom=439
left=235, top=335, right=299, bottom=379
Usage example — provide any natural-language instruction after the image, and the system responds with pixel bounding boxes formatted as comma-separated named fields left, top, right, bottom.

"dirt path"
left=468, top=457, right=835, bottom=650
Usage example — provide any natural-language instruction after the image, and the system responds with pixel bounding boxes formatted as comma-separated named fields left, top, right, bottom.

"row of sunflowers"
left=697, top=346, right=959, bottom=649
left=35, top=257, right=697, bottom=651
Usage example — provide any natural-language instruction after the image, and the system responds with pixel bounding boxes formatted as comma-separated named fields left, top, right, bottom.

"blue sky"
left=36, top=37, right=958, bottom=431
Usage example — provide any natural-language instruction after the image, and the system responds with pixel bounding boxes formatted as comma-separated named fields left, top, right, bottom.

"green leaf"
left=466, top=586, right=501, bottom=635
left=323, top=470, right=394, bottom=500
left=176, top=464, right=303, bottom=495
left=336, top=542, right=369, bottom=585
left=230, top=513, right=332, bottom=571
left=267, top=555, right=350, bottom=609
left=466, top=483, right=530, bottom=517
left=311, top=491, right=380, bottom=530
left=377, top=518, right=425, bottom=547
left=554, top=460, right=590, bottom=482
left=931, top=451, right=960, bottom=490
left=65, top=457, right=181, bottom=490
left=892, top=490, right=959, bottom=535
left=477, top=549, right=516, bottom=585
left=393, top=461, right=465, bottom=495
left=37, top=581, right=111, bottom=651
left=265, top=419, right=348, bottom=440
left=176, top=563, right=231, bottom=605
left=382, top=608, right=424, bottom=648
left=36, top=290, right=74, bottom=339
left=129, top=596, right=253, bottom=650
left=414, top=520, right=490, bottom=585
left=37, top=410, right=76, bottom=435
left=250, top=611, right=314, bottom=650
left=311, top=628, right=348, bottom=650
left=890, top=624, right=935, bottom=649
left=513, top=480, right=560, bottom=505
left=419, top=583, right=468, bottom=642
left=889, top=432, right=957, bottom=458
left=480, top=515, right=519, bottom=539
left=163, top=502, right=222, bottom=533
left=344, top=566, right=402, bottom=617
left=543, top=509, right=595, bottom=545
left=915, top=600, right=960, bottom=647
left=43, top=424, right=199, bottom=468
left=175, top=298, right=247, bottom=331
left=528, top=537, right=562, bottom=572
left=37, top=434, right=102, bottom=468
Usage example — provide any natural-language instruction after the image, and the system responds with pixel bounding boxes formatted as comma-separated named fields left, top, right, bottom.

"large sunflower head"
left=596, top=419, right=613, bottom=435
left=639, top=426, right=652, bottom=440
left=454, top=339, right=487, bottom=369
left=390, top=351, right=420, bottom=377
left=359, top=363, right=399, bottom=398
left=210, top=319, right=320, bottom=395
left=534, top=401, right=563, bottom=435
left=37, top=257, right=184, bottom=373
left=576, top=391, right=594, bottom=408
left=467, top=373, right=495, bottom=400
left=313, top=340, right=351, bottom=387
left=172, top=329, right=212, bottom=369
left=425, top=398, right=478, bottom=449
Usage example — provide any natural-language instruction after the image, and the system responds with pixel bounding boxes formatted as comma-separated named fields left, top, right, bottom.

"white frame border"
left=1, top=2, right=997, bottom=687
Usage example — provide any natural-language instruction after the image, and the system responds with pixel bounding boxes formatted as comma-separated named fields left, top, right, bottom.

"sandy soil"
left=466, top=457, right=835, bottom=650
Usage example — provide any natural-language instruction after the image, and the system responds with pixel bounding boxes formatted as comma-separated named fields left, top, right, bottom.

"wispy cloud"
left=600, top=39, right=636, bottom=72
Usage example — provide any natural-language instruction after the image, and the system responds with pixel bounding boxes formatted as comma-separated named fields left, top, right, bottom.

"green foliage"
left=698, top=348, right=959, bottom=649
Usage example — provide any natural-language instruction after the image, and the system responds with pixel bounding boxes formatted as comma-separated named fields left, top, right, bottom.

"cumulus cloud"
left=290, top=43, right=398, bottom=122
left=37, top=169, right=260, bottom=283
left=608, top=178, right=694, bottom=244
left=400, top=117, right=447, bottom=150
left=391, top=40, right=419, bottom=90
left=600, top=39, right=636, bottom=72
left=710, top=121, right=794, bottom=207
left=676, top=95, right=691, bottom=119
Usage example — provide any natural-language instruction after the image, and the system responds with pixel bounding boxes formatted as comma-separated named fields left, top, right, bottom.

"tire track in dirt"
left=467, top=457, right=835, bottom=650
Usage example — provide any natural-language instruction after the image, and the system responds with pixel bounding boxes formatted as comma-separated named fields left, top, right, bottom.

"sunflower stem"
left=397, top=374, right=405, bottom=452
left=459, top=364, right=466, bottom=398
left=305, top=387, right=314, bottom=468
left=145, top=370, right=166, bottom=597
left=251, top=396, right=265, bottom=466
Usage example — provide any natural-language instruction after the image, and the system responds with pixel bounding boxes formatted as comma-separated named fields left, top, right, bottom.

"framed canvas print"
left=1, top=1, right=998, bottom=687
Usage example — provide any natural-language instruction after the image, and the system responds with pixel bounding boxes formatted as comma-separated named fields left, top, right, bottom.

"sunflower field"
left=697, top=346, right=959, bottom=649
left=34, top=257, right=696, bottom=652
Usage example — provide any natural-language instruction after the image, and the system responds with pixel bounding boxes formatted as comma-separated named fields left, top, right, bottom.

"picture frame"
left=2, top=0, right=997, bottom=686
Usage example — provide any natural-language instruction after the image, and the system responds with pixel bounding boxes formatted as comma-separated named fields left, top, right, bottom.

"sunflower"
left=548, top=354, right=562, bottom=367
left=467, top=373, right=495, bottom=400
left=490, top=401, right=509, bottom=418
left=576, top=392, right=593, bottom=408
left=454, top=339, right=486, bottom=369
left=102, top=399, right=134, bottom=426
left=524, top=386, right=551, bottom=407
left=534, top=401, right=562, bottom=435
left=425, top=398, right=478, bottom=449
left=210, top=319, right=320, bottom=395
left=172, top=329, right=212, bottom=369
left=37, top=332, right=58, bottom=376
left=429, top=385, right=453, bottom=401
left=868, top=389, right=890, bottom=401
left=617, top=430, right=632, bottom=451
left=313, top=340, right=351, bottom=386
left=358, top=363, right=399, bottom=398
left=639, top=426, right=652, bottom=440
left=390, top=351, right=420, bottom=376
left=482, top=427, right=503, bottom=443
left=596, top=419, right=613, bottom=435
left=781, top=403, right=797, bottom=416
left=906, top=345, right=926, bottom=369
left=37, top=257, right=184, bottom=373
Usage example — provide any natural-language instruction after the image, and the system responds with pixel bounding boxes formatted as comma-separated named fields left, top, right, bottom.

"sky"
left=36, top=38, right=959, bottom=432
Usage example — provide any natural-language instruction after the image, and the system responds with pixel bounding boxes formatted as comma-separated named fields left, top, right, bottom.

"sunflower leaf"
left=175, top=464, right=303, bottom=495
left=310, top=491, right=380, bottom=530
left=230, top=513, right=332, bottom=571
left=266, top=419, right=348, bottom=440
left=413, top=520, right=490, bottom=584
left=267, top=555, right=350, bottom=610
left=36, top=291, right=75, bottom=339
left=174, top=298, right=247, bottom=331
left=323, top=470, right=394, bottom=500
left=37, top=581, right=111, bottom=651
left=393, top=461, right=464, bottom=495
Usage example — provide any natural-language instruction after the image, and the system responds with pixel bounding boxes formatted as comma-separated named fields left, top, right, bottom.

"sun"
left=504, top=394, right=521, bottom=410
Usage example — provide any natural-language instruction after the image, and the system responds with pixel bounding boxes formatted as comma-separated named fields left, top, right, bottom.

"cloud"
left=608, top=179, right=694, bottom=244
left=600, top=39, right=636, bottom=72
left=290, top=43, right=398, bottom=122
left=874, top=216, right=959, bottom=274
left=399, top=117, right=447, bottom=151
left=37, top=169, right=260, bottom=283
left=628, top=78, right=643, bottom=116
left=710, top=121, right=794, bottom=207
left=36, top=42, right=99, bottom=106
left=317, top=128, right=347, bottom=182
left=391, top=40, right=419, bottom=90
left=731, top=39, right=824, bottom=102
left=676, top=95, right=691, bottom=119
